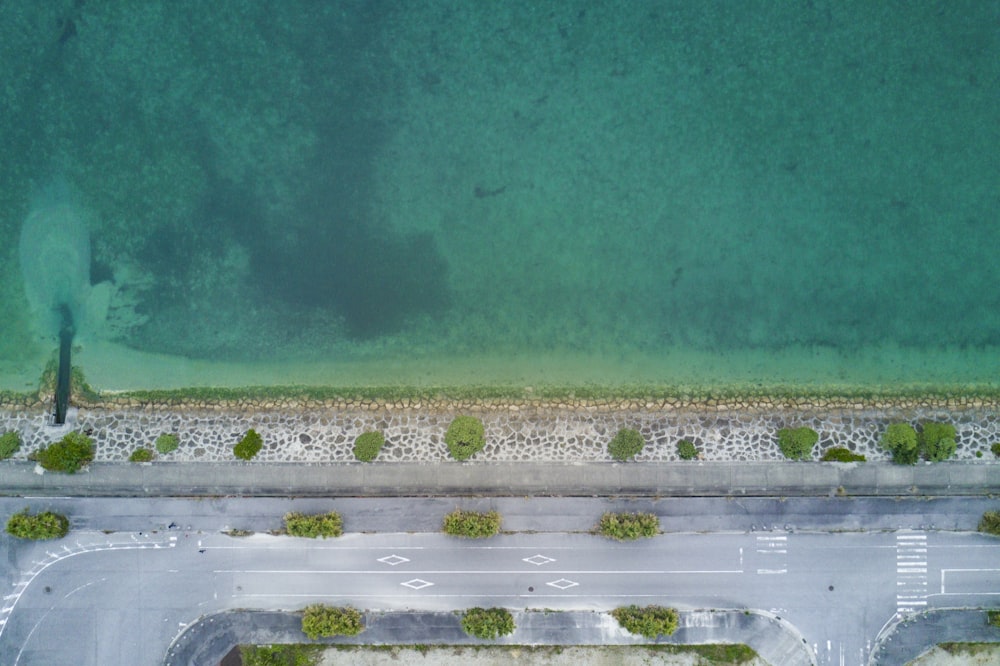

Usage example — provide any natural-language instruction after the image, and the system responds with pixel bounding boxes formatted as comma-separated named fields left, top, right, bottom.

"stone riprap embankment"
left=1, top=405, right=998, bottom=464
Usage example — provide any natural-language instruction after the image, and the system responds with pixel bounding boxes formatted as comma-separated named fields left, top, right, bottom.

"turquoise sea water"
left=1, top=1, right=998, bottom=392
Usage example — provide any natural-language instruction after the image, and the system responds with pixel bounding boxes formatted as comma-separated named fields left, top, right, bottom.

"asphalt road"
left=1, top=497, right=998, bottom=665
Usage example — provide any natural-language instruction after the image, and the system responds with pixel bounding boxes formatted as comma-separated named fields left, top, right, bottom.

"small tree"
left=881, top=423, right=918, bottom=465
left=6, top=509, right=70, bottom=540
left=608, top=428, right=645, bottom=461
left=0, top=431, right=22, bottom=459
left=979, top=510, right=1000, bottom=536
left=597, top=512, right=660, bottom=541
left=918, top=422, right=957, bottom=461
left=352, top=431, right=385, bottom=462
left=31, top=431, right=94, bottom=473
left=460, top=607, right=515, bottom=639
left=284, top=511, right=343, bottom=538
left=443, top=509, right=501, bottom=538
left=676, top=439, right=698, bottom=460
left=300, top=605, right=363, bottom=639
left=445, top=416, right=486, bottom=461
left=776, top=427, right=818, bottom=460
left=612, top=605, right=679, bottom=638
left=234, top=429, right=263, bottom=460
left=992, top=443, right=1000, bottom=458
left=155, top=433, right=180, bottom=454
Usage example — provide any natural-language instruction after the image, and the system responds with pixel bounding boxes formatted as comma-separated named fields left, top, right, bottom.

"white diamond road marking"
left=523, top=554, right=556, bottom=566
left=401, top=578, right=434, bottom=590
left=377, top=554, right=410, bottom=566
left=546, top=578, right=579, bottom=590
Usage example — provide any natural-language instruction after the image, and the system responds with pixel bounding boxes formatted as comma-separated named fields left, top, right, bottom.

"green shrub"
left=460, top=607, right=515, bottom=639
left=234, top=428, right=263, bottom=460
left=918, top=422, right=957, bottom=461
left=677, top=439, right=698, bottom=460
left=992, top=443, right=1000, bottom=458
left=240, top=644, right=323, bottom=666
left=608, top=428, right=645, bottom=461
left=979, top=511, right=1000, bottom=536
left=129, top=447, right=154, bottom=463
left=821, top=447, right=866, bottom=463
left=443, top=509, right=501, bottom=538
left=611, top=605, right=679, bottom=638
left=445, top=415, right=486, bottom=461
left=776, top=427, right=818, bottom=460
left=300, top=605, right=363, bottom=639
left=352, top=431, right=385, bottom=462
left=6, top=509, right=70, bottom=540
left=0, top=431, right=22, bottom=459
left=31, top=431, right=94, bottom=473
left=284, top=511, right=343, bottom=538
left=597, top=512, right=660, bottom=541
left=881, top=423, right=919, bottom=465
left=155, top=433, right=180, bottom=454
left=988, top=610, right=1000, bottom=628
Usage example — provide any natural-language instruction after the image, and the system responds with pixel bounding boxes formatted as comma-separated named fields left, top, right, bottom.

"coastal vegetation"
left=978, top=511, right=1000, bottom=536
left=881, top=423, right=919, bottom=464
left=5, top=509, right=70, bottom=540
left=352, top=430, right=385, bottom=461
left=129, top=447, right=154, bottom=462
left=443, top=509, right=501, bottom=538
left=676, top=439, right=699, bottom=460
left=460, top=607, right=515, bottom=639
left=608, top=428, right=645, bottom=461
left=820, top=446, right=866, bottom=462
left=241, top=644, right=322, bottom=666
left=155, top=433, right=180, bottom=454
left=918, top=422, right=957, bottom=461
left=300, top=605, right=364, bottom=639
left=444, top=415, right=486, bottom=460
left=777, top=426, right=818, bottom=460
left=30, top=430, right=94, bottom=473
left=611, top=605, right=679, bottom=638
left=597, top=512, right=660, bottom=541
left=234, top=428, right=263, bottom=460
left=0, top=430, right=21, bottom=459
left=284, top=511, right=344, bottom=538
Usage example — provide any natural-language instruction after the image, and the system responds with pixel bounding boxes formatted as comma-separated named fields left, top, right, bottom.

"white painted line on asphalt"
left=756, top=569, right=787, bottom=575
left=212, top=568, right=744, bottom=575
left=940, top=568, right=1000, bottom=595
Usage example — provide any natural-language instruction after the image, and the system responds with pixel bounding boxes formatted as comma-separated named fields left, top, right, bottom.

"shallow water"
left=1, top=1, right=998, bottom=392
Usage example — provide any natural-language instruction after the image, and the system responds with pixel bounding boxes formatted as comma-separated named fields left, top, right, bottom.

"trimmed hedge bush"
left=460, top=607, right=515, bottom=639
left=611, top=605, right=679, bottom=638
left=676, top=439, right=698, bottom=460
left=31, top=431, right=94, bottom=473
left=445, top=415, right=486, bottom=460
left=918, top=422, right=957, bottom=461
left=992, top=443, right=1000, bottom=458
left=352, top=431, right=385, bottom=462
left=300, top=605, right=363, bottom=639
left=881, top=423, right=919, bottom=465
left=597, top=512, right=660, bottom=541
left=240, top=644, right=323, bottom=666
left=776, top=427, right=818, bottom=460
left=979, top=511, right=1000, bottom=536
left=0, top=431, right=21, bottom=459
left=6, top=509, right=70, bottom=540
left=234, top=428, right=263, bottom=460
left=443, top=509, right=501, bottom=538
left=821, top=447, right=866, bottom=463
left=608, top=428, right=645, bottom=461
left=155, top=433, right=180, bottom=454
left=284, top=511, right=343, bottom=538
left=129, top=447, right=154, bottom=463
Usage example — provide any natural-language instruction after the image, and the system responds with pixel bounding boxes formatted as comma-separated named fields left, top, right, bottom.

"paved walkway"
left=0, top=459, right=998, bottom=497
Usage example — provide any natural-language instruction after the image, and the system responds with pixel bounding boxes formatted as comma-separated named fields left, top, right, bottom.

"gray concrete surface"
left=0, top=460, right=998, bottom=497
left=871, top=609, right=1000, bottom=665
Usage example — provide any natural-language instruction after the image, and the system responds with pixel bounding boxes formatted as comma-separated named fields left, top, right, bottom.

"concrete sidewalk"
left=0, top=460, right=997, bottom=497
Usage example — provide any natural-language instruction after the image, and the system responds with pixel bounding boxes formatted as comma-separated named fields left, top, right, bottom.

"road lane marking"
left=212, top=568, right=744, bottom=575
left=940, top=568, right=1000, bottom=595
